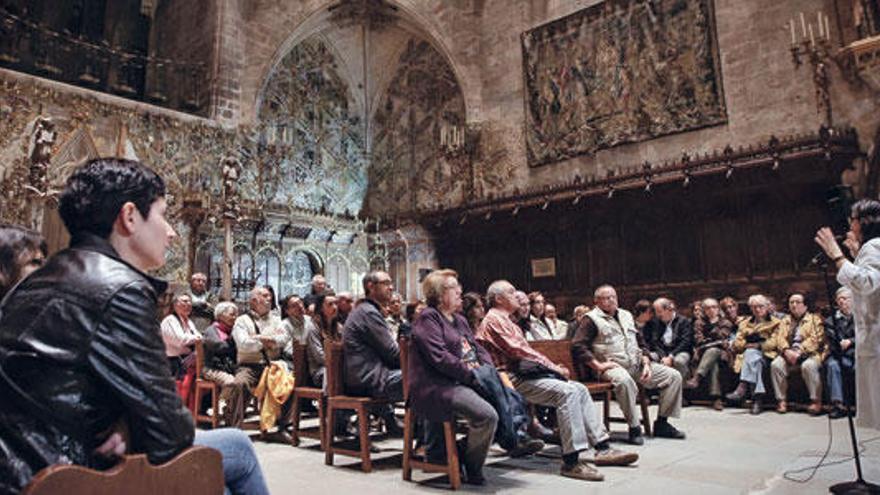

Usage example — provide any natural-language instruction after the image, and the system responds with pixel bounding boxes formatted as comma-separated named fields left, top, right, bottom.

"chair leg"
left=357, top=406, right=372, bottom=473
left=444, top=422, right=460, bottom=490
left=402, top=409, right=413, bottom=481
left=640, top=394, right=652, bottom=437
left=290, top=393, right=302, bottom=447
left=317, top=397, right=326, bottom=451
left=324, top=403, right=335, bottom=466
left=211, top=387, right=219, bottom=429
left=603, top=390, right=611, bottom=430
left=192, top=386, right=201, bottom=422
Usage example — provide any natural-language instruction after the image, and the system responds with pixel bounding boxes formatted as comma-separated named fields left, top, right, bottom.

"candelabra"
left=789, top=11, right=834, bottom=127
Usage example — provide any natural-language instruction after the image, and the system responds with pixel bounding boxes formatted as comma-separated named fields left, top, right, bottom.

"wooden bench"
left=22, top=446, right=223, bottom=495
left=290, top=341, right=326, bottom=449
left=528, top=339, right=651, bottom=436
left=399, top=336, right=461, bottom=490
left=324, top=339, right=393, bottom=472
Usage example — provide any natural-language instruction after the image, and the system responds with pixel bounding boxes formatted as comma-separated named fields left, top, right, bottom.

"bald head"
left=653, top=297, right=676, bottom=323
left=249, top=286, right=270, bottom=316
left=593, top=285, right=618, bottom=314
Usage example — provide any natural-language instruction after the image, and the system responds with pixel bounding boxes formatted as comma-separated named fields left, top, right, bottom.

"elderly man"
left=572, top=285, right=685, bottom=445
left=280, top=294, right=308, bottom=346
left=825, top=287, right=856, bottom=419
left=646, top=298, right=694, bottom=380
left=188, top=272, right=217, bottom=331
left=771, top=293, right=827, bottom=415
left=232, top=286, right=291, bottom=440
left=385, top=291, right=405, bottom=339
left=477, top=280, right=637, bottom=482
left=343, top=270, right=403, bottom=435
left=303, top=274, right=327, bottom=313
left=725, top=294, right=786, bottom=415
left=336, top=291, right=354, bottom=325
left=545, top=304, right=568, bottom=340
left=685, top=298, right=734, bottom=410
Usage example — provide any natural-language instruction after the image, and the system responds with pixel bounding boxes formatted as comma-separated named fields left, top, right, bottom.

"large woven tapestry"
left=522, top=0, right=726, bottom=166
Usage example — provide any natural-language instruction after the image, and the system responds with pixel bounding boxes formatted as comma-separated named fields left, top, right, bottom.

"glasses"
left=376, top=280, right=393, bottom=286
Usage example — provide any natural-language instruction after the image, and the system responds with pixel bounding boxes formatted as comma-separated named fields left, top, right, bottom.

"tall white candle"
left=817, top=12, right=824, bottom=38
left=791, top=19, right=797, bottom=44
left=824, top=14, right=830, bottom=40
left=800, top=12, right=807, bottom=37
left=808, top=23, right=815, bottom=47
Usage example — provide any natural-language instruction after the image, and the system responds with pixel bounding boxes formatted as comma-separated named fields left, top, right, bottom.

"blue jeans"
left=194, top=428, right=269, bottom=495
left=826, top=356, right=855, bottom=404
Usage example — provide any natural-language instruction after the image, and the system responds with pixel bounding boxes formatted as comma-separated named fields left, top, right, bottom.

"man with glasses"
left=343, top=270, right=404, bottom=436
left=685, top=298, right=735, bottom=410
left=771, top=293, right=826, bottom=415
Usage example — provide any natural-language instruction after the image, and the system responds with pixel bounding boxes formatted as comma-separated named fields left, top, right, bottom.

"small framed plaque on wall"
left=531, top=257, right=556, bottom=278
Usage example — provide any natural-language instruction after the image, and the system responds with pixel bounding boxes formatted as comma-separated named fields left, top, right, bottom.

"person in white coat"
left=816, top=198, right=880, bottom=431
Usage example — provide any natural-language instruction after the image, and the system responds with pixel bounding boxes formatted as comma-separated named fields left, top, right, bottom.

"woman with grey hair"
left=203, top=301, right=250, bottom=427
left=0, top=223, right=47, bottom=301
left=160, top=293, right=202, bottom=378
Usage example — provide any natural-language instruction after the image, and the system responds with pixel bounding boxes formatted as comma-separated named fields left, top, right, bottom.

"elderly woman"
left=0, top=223, right=46, bottom=300
left=161, top=293, right=203, bottom=378
left=305, top=292, right=340, bottom=388
left=410, top=269, right=499, bottom=485
left=725, top=294, right=785, bottom=414
left=203, top=301, right=250, bottom=427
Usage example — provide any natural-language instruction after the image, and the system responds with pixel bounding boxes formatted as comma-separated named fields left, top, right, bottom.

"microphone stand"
left=817, top=256, right=880, bottom=494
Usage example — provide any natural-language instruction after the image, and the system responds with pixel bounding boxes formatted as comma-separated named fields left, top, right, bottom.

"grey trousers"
left=695, top=348, right=724, bottom=396
left=513, top=377, right=609, bottom=455
left=204, top=367, right=254, bottom=428
left=771, top=355, right=823, bottom=401
left=739, top=348, right=767, bottom=395
left=670, top=352, right=691, bottom=381
left=602, top=363, right=682, bottom=427
left=449, top=386, right=498, bottom=476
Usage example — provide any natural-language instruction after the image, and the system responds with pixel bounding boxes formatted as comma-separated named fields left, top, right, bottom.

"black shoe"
left=725, top=384, right=748, bottom=404
left=750, top=398, right=763, bottom=415
left=829, top=407, right=847, bottom=419
left=653, top=421, right=686, bottom=439
left=627, top=426, right=644, bottom=445
left=260, top=430, right=294, bottom=444
left=507, top=437, right=545, bottom=458
left=463, top=467, right=486, bottom=486
left=385, top=416, right=405, bottom=437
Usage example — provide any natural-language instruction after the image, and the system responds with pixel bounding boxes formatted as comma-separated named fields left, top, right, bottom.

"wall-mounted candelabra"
left=789, top=11, right=834, bottom=127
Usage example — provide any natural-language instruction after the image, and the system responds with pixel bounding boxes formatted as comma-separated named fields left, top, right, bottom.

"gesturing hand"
left=815, top=227, right=844, bottom=260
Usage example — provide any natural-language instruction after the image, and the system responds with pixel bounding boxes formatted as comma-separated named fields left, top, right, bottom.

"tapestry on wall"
left=521, top=0, right=727, bottom=166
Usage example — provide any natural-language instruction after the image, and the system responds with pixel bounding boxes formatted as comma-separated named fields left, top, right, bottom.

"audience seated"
left=572, top=285, right=685, bottom=445
left=771, top=293, right=827, bottom=415
left=544, top=303, right=568, bottom=340
left=409, top=270, right=500, bottom=485
left=303, top=274, right=327, bottom=314
left=461, top=292, right=486, bottom=334
left=0, top=223, right=46, bottom=302
left=632, top=299, right=654, bottom=334
left=161, top=293, right=203, bottom=379
left=343, top=270, right=404, bottom=436
left=477, top=280, right=638, bottom=482
left=280, top=294, right=308, bottom=352
left=526, top=291, right=554, bottom=340
left=646, top=297, right=694, bottom=381
left=0, top=158, right=267, bottom=495
left=566, top=305, right=591, bottom=340
left=305, top=292, right=341, bottom=388
left=232, top=286, right=292, bottom=442
left=720, top=296, right=745, bottom=329
left=336, top=291, right=355, bottom=325
left=825, top=287, right=856, bottom=419
left=202, top=301, right=250, bottom=428
left=187, top=272, right=217, bottom=332
left=385, top=292, right=405, bottom=340
left=685, top=298, right=734, bottom=410
left=726, top=294, right=786, bottom=415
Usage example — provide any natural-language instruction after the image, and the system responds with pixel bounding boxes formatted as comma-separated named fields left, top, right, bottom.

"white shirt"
left=161, top=314, right=201, bottom=357
left=232, top=311, right=288, bottom=364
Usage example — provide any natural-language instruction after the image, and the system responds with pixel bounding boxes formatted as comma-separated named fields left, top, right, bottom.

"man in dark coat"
left=0, top=159, right=267, bottom=495
left=343, top=270, right=403, bottom=435
left=647, top=297, right=695, bottom=380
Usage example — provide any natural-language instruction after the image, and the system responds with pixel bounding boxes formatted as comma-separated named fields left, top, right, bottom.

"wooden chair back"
left=194, top=340, right=206, bottom=378
left=293, top=341, right=309, bottom=386
left=399, top=336, right=411, bottom=401
left=22, top=446, right=223, bottom=495
left=529, top=339, right=576, bottom=377
left=324, top=339, right=344, bottom=397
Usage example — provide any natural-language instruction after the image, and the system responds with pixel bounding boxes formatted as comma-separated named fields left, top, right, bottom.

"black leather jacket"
left=0, top=234, right=194, bottom=495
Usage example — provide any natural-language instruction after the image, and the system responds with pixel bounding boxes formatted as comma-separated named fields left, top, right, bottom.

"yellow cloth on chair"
left=253, top=361, right=295, bottom=432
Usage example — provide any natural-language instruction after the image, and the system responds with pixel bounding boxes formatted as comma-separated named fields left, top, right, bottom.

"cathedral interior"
left=2, top=0, right=880, bottom=492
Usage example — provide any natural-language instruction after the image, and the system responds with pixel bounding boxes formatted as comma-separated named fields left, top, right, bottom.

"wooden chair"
left=192, top=340, right=219, bottom=429
left=22, top=446, right=223, bottom=495
left=399, top=336, right=461, bottom=490
left=324, top=339, right=391, bottom=472
left=290, top=341, right=326, bottom=449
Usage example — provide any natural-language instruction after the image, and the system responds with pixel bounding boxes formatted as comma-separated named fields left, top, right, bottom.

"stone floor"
left=248, top=404, right=880, bottom=494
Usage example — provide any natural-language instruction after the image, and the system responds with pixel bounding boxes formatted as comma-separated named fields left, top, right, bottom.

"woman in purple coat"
left=409, top=269, right=498, bottom=485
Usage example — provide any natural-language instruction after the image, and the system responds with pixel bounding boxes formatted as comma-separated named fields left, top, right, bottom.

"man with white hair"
left=544, top=303, right=568, bottom=340
left=304, top=274, right=327, bottom=313
left=771, top=293, right=826, bottom=415
left=572, top=285, right=685, bottom=445
left=825, top=287, right=856, bottom=419
left=477, top=280, right=638, bottom=482
left=647, top=297, right=694, bottom=380
left=725, top=294, right=786, bottom=415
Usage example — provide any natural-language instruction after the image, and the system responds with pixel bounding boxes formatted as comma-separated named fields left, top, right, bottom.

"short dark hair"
left=633, top=299, right=653, bottom=318
left=0, top=223, right=47, bottom=299
left=851, top=198, right=880, bottom=243
left=58, top=158, right=165, bottom=239
left=362, top=270, right=384, bottom=295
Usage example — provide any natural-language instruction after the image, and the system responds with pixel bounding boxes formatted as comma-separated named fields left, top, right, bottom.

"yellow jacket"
left=732, top=316, right=785, bottom=373
left=253, top=361, right=295, bottom=432
left=779, top=313, right=828, bottom=361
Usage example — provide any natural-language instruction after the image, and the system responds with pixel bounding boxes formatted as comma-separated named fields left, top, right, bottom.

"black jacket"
left=825, top=311, right=856, bottom=360
left=0, top=234, right=194, bottom=495
left=343, top=298, right=400, bottom=398
left=646, top=314, right=695, bottom=359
